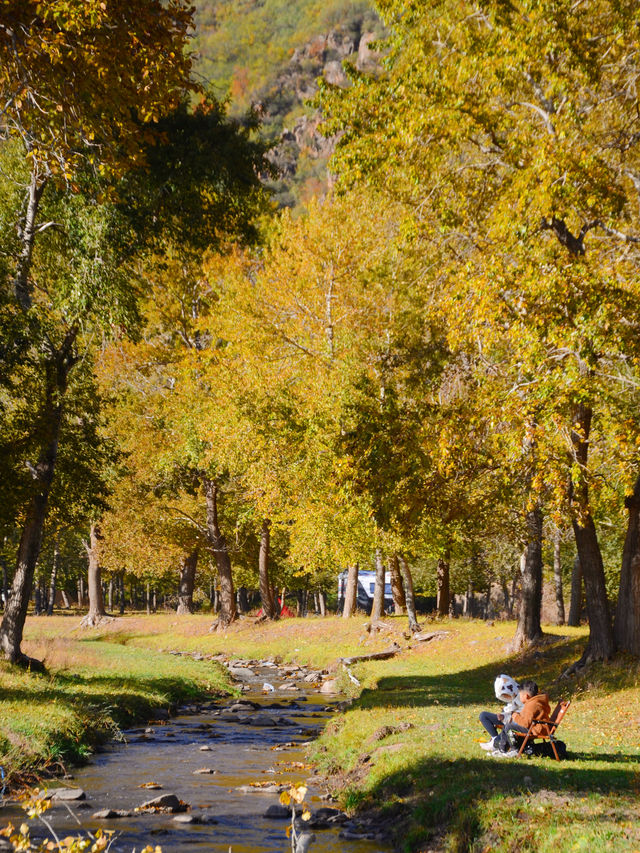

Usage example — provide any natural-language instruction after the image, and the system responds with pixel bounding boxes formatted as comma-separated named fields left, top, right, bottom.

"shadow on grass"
left=364, top=751, right=639, bottom=851
left=0, top=670, right=215, bottom=724
left=355, top=635, right=625, bottom=711
left=344, top=635, right=640, bottom=850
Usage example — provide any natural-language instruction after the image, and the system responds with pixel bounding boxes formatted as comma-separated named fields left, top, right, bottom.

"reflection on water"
left=1, top=666, right=389, bottom=853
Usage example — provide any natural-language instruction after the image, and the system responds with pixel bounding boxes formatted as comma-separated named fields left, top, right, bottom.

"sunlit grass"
left=309, top=620, right=640, bottom=851
left=7, top=612, right=640, bottom=851
left=0, top=617, right=234, bottom=785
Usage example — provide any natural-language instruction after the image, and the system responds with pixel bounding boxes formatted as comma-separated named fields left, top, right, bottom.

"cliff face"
left=263, top=25, right=384, bottom=206
left=192, top=1, right=382, bottom=207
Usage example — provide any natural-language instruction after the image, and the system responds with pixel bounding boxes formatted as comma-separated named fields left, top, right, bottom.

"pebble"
left=138, top=793, right=185, bottom=813
left=264, top=804, right=290, bottom=819
left=92, top=809, right=132, bottom=819
left=49, top=788, right=86, bottom=801
left=193, top=768, right=217, bottom=775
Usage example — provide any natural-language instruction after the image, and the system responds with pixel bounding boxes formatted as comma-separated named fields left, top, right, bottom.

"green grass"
left=308, top=620, right=640, bottom=851
left=0, top=618, right=234, bottom=786
left=8, top=612, right=640, bottom=851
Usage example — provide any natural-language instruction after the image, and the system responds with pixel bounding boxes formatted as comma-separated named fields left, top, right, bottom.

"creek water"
left=2, top=663, right=390, bottom=853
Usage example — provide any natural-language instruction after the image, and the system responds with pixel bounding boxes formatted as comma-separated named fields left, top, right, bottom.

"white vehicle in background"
left=337, top=569, right=393, bottom=613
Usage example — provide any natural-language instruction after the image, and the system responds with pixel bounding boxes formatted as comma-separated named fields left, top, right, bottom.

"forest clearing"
left=0, top=614, right=639, bottom=851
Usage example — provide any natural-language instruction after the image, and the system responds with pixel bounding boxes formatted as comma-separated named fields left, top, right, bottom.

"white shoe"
left=479, top=739, right=496, bottom=751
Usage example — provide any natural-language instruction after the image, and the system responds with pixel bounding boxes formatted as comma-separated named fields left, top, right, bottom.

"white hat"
left=494, top=674, right=519, bottom=701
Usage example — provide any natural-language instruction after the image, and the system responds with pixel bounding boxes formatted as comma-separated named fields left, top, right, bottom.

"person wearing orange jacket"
left=494, top=679, right=551, bottom=757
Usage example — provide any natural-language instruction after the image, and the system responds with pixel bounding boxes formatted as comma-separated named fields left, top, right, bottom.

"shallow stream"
left=2, top=660, right=390, bottom=853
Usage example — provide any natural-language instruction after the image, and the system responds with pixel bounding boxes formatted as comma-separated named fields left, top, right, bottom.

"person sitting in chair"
left=497, top=680, right=551, bottom=757
left=480, top=679, right=551, bottom=756
left=478, top=674, right=523, bottom=752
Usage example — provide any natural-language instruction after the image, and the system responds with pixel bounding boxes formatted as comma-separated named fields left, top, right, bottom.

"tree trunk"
left=81, top=522, right=110, bottom=627
left=14, top=168, right=46, bottom=311
left=237, top=586, right=249, bottom=613
left=0, top=553, right=8, bottom=610
left=0, top=333, right=76, bottom=664
left=567, top=555, right=582, bottom=626
left=553, top=529, right=565, bottom=626
left=463, top=581, right=473, bottom=617
left=202, top=477, right=236, bottom=628
left=501, top=580, right=511, bottom=617
left=614, top=475, right=640, bottom=655
left=118, top=573, right=125, bottom=614
left=570, top=403, right=615, bottom=662
left=108, top=578, right=113, bottom=612
left=437, top=549, right=451, bottom=617
left=258, top=519, right=278, bottom=619
left=389, top=554, right=406, bottom=614
left=398, top=554, right=420, bottom=633
left=511, top=505, right=544, bottom=651
left=176, top=549, right=198, bottom=615
left=46, top=536, right=59, bottom=615
left=61, top=589, right=70, bottom=609
left=370, top=549, right=385, bottom=622
left=34, top=576, right=42, bottom=615
left=318, top=590, right=327, bottom=617
left=342, top=564, right=358, bottom=618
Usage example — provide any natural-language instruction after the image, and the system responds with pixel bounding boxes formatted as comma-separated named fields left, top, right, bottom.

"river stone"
left=236, top=783, right=284, bottom=794
left=264, top=804, right=290, bottom=819
left=49, top=788, right=86, bottom=801
left=245, top=713, right=278, bottom=727
left=320, top=679, right=339, bottom=694
left=303, top=672, right=322, bottom=682
left=226, top=700, right=261, bottom=711
left=173, top=814, right=201, bottom=824
left=92, top=809, right=132, bottom=819
left=139, top=793, right=184, bottom=812
left=193, top=767, right=217, bottom=774
left=295, top=832, right=316, bottom=853
left=310, top=807, right=347, bottom=827
left=152, top=708, right=170, bottom=720
left=199, top=745, right=212, bottom=751
left=228, top=666, right=255, bottom=680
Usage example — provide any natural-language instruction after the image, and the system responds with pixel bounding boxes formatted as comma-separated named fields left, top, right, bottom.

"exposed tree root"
left=80, top=613, right=115, bottom=629
left=208, top=615, right=238, bottom=633
left=560, top=642, right=616, bottom=679
left=506, top=629, right=546, bottom=655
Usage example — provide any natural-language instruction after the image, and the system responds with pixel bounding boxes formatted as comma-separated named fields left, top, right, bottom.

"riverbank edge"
left=13, top=615, right=640, bottom=852
left=0, top=653, right=236, bottom=791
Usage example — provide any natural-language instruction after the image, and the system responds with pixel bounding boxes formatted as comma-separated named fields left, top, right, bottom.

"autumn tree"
left=0, top=0, right=196, bottom=664
left=322, top=0, right=640, bottom=661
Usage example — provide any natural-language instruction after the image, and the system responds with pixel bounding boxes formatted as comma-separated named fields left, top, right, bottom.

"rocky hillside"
left=192, top=0, right=382, bottom=207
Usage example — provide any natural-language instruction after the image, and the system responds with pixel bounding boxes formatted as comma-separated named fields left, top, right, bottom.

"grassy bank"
left=8, top=612, right=640, bottom=851
left=308, top=619, right=640, bottom=852
left=0, top=616, right=234, bottom=787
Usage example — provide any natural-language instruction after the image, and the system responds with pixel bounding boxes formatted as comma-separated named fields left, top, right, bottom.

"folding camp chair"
left=515, top=700, right=571, bottom=760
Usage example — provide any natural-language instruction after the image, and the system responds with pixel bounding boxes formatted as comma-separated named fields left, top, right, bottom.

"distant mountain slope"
left=192, top=0, right=381, bottom=206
